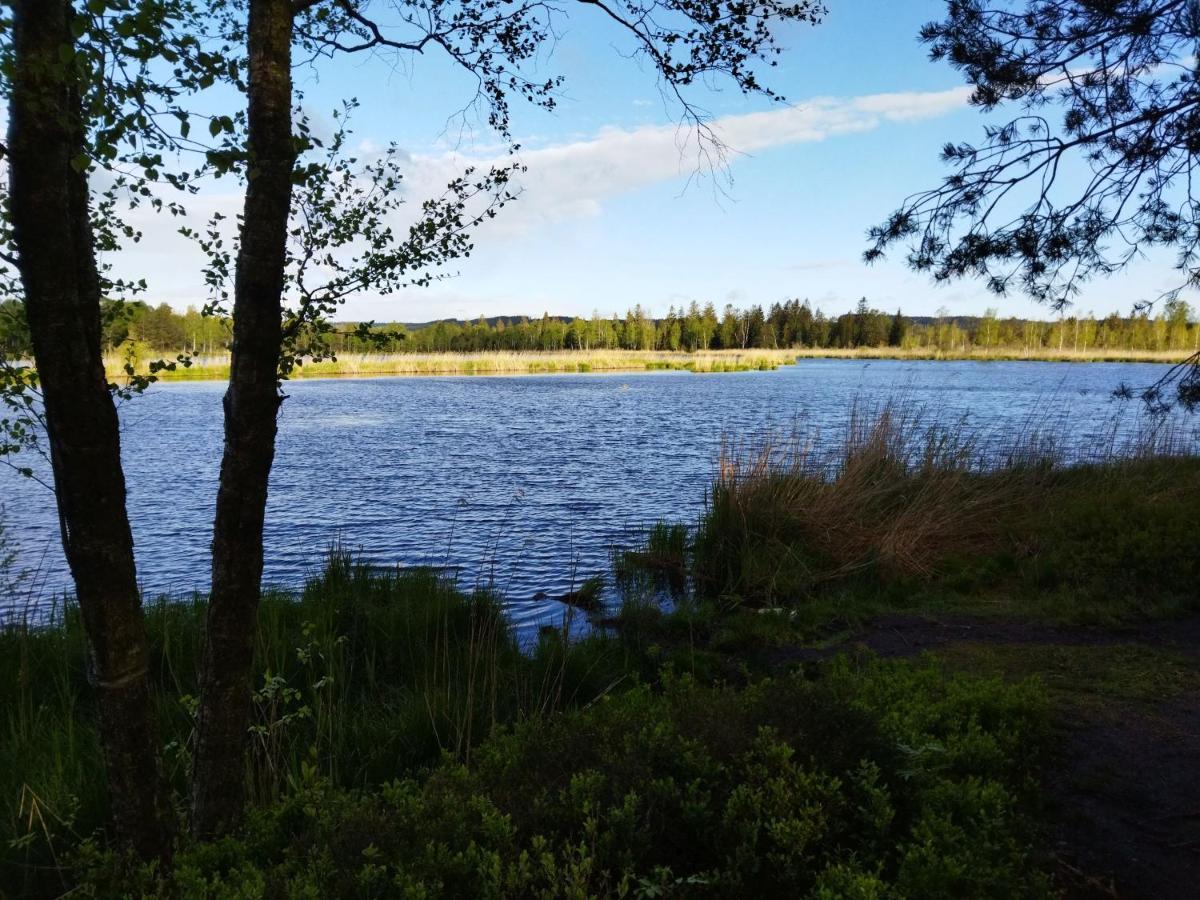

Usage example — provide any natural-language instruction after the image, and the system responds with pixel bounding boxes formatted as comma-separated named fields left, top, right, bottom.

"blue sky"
left=119, top=1, right=1188, bottom=322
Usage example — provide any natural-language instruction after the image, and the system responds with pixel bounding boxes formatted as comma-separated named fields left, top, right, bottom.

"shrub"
left=72, top=657, right=1051, bottom=898
left=0, top=554, right=632, bottom=895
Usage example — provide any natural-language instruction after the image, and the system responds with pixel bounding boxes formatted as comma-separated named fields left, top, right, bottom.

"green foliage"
left=0, top=553, right=634, bottom=895
left=291, top=301, right=1200, bottom=357
left=933, top=641, right=1200, bottom=720
left=0, top=300, right=30, bottom=356
left=1009, top=459, right=1200, bottom=621
left=1, top=544, right=1058, bottom=898
left=9, top=296, right=1197, bottom=364
left=70, top=658, right=1050, bottom=898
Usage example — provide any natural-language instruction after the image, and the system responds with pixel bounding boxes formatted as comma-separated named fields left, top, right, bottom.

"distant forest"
left=2, top=296, right=1198, bottom=357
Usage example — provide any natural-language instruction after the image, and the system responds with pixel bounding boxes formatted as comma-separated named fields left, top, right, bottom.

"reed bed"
left=101, top=345, right=1197, bottom=382
left=613, top=400, right=1200, bottom=615
left=791, top=346, right=1194, bottom=363
left=104, top=349, right=799, bottom=380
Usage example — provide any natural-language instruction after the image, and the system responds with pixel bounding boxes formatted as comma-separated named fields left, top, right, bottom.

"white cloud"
left=112, top=85, right=971, bottom=309
left=400, top=86, right=972, bottom=236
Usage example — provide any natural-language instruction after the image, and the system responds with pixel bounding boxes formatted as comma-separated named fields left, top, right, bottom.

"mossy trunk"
left=7, top=0, right=173, bottom=861
left=190, top=0, right=296, bottom=838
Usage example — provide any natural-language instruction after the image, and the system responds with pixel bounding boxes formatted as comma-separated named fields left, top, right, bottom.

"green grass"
left=0, top=553, right=637, bottom=894
left=614, top=520, right=689, bottom=599
left=933, top=641, right=1200, bottom=719
left=1, top=547, right=1062, bottom=898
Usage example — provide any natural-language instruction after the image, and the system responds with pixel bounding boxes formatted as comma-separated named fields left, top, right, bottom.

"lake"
left=2, top=359, right=1194, bottom=631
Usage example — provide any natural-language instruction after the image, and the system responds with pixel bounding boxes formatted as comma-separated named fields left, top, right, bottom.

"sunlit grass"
left=103, top=349, right=803, bottom=380
left=792, top=345, right=1194, bottom=362
left=101, top=345, right=1200, bottom=382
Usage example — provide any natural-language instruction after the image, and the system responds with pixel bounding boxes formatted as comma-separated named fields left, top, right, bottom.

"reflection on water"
left=2, top=359, right=1194, bottom=631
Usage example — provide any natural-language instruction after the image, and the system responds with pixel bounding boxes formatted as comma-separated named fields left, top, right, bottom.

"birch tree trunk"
left=190, top=0, right=296, bottom=838
left=7, top=0, right=173, bottom=860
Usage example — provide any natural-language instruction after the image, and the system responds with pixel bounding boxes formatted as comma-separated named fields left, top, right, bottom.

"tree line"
left=6, top=296, right=1195, bottom=359
left=377, top=298, right=1200, bottom=355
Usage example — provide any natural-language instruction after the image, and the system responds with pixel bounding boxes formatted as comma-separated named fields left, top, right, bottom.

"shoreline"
left=103, top=347, right=1196, bottom=382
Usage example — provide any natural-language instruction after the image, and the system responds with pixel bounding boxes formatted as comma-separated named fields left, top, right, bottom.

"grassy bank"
left=102, top=344, right=1195, bottom=382
left=1, top=553, right=1053, bottom=898
left=791, top=345, right=1195, bottom=363
left=617, top=403, right=1200, bottom=636
left=606, top=409, right=1200, bottom=896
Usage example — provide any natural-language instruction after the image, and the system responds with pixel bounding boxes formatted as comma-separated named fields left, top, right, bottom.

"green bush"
left=72, top=657, right=1050, bottom=898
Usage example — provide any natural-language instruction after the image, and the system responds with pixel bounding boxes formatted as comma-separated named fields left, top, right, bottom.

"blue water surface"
left=2, top=359, right=1193, bottom=631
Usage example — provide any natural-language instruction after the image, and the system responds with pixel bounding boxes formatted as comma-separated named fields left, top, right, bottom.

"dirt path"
left=1050, top=692, right=1200, bottom=898
left=774, top=614, right=1200, bottom=899
left=774, top=613, right=1200, bottom=663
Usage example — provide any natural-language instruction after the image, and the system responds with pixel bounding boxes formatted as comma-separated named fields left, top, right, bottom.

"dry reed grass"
left=696, top=400, right=1198, bottom=602
left=791, top=346, right=1193, bottom=363
left=103, top=349, right=800, bottom=380
left=101, top=346, right=1194, bottom=382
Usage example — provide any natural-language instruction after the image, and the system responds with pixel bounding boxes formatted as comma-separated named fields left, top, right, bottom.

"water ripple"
left=2, top=360, right=1194, bottom=635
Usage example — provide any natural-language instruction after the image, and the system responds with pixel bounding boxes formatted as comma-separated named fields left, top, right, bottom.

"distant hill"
left=362, top=315, right=576, bottom=331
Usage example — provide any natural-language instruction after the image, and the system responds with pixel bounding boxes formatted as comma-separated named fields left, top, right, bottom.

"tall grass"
left=614, top=400, right=1200, bottom=617
left=103, top=346, right=1199, bottom=383
left=614, top=521, right=690, bottom=600
left=693, top=403, right=1032, bottom=602
left=0, top=551, right=631, bottom=892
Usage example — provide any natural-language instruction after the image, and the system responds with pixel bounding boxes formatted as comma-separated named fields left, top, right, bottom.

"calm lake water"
left=2, top=359, right=1195, bottom=631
